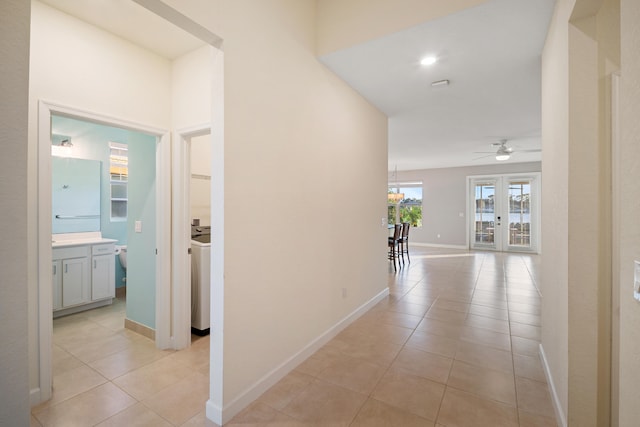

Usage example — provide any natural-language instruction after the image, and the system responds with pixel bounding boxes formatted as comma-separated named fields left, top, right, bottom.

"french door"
left=469, top=173, right=540, bottom=253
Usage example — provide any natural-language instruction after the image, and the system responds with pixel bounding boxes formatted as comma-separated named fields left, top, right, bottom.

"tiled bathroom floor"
left=32, top=247, right=556, bottom=426
left=31, top=295, right=211, bottom=427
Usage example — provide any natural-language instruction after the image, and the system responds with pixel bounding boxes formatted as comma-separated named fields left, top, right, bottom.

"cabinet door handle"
left=94, top=260, right=97, bottom=269
left=53, top=265, right=56, bottom=275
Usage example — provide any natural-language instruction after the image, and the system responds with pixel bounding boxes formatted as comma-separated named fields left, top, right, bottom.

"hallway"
left=31, top=247, right=555, bottom=426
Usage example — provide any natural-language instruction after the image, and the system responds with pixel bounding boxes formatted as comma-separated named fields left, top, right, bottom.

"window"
left=109, top=142, right=128, bottom=221
left=388, top=182, right=423, bottom=227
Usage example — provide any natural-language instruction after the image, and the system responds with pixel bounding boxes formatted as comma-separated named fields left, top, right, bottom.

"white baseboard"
left=213, top=287, right=390, bottom=425
left=410, top=242, right=468, bottom=250
left=539, top=344, right=567, bottom=427
left=206, top=400, right=223, bottom=426
left=30, top=387, right=41, bottom=407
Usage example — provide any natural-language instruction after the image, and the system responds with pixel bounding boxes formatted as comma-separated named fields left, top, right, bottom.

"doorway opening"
left=36, top=101, right=171, bottom=403
left=171, top=126, right=213, bottom=349
left=49, top=112, right=159, bottom=336
left=468, top=173, right=541, bottom=253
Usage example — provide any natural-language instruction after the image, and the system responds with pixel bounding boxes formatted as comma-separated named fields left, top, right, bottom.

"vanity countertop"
left=52, top=232, right=118, bottom=249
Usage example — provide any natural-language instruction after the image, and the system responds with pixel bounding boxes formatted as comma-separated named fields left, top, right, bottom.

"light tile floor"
left=32, top=247, right=556, bottom=426
left=31, top=296, right=211, bottom=427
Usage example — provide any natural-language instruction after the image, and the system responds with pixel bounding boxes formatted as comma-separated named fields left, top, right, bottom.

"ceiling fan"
left=474, top=139, right=541, bottom=162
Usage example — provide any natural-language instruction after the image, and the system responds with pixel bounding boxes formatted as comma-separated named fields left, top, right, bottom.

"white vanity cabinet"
left=91, top=243, right=116, bottom=301
left=52, top=239, right=116, bottom=317
left=52, top=246, right=91, bottom=310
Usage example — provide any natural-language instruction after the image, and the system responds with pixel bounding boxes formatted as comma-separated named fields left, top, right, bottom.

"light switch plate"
left=135, top=221, right=142, bottom=233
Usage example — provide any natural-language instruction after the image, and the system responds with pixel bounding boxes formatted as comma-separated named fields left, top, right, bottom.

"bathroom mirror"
left=52, top=157, right=102, bottom=233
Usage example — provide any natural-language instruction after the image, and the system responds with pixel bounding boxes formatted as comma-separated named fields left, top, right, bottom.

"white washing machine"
left=191, top=231, right=211, bottom=335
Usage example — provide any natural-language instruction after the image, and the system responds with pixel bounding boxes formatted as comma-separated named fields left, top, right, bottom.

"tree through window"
left=388, top=182, right=422, bottom=227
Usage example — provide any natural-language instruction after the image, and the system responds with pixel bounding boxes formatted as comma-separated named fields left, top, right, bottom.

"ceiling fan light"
left=495, top=144, right=511, bottom=161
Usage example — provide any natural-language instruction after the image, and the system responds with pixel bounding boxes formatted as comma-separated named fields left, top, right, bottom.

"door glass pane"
left=474, top=183, right=495, bottom=244
left=508, top=180, right=531, bottom=247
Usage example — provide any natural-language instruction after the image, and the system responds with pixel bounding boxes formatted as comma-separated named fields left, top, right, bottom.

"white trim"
left=36, top=100, right=171, bottom=404
left=207, top=45, right=225, bottom=424
left=465, top=177, right=470, bottom=249
left=132, top=0, right=223, bottom=49
left=155, top=132, right=172, bottom=349
left=410, top=242, right=468, bottom=250
left=37, top=101, right=54, bottom=404
left=172, top=124, right=212, bottom=350
left=540, top=344, right=567, bottom=427
left=30, top=388, right=42, bottom=407
left=213, top=287, right=390, bottom=425
left=40, top=101, right=167, bottom=136
left=468, top=175, right=502, bottom=252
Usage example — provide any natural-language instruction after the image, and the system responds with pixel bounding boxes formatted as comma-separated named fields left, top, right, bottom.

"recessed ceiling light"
left=420, top=56, right=437, bottom=66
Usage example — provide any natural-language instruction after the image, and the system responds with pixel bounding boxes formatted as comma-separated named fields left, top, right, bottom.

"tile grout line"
left=349, top=268, right=438, bottom=426
left=505, top=259, right=522, bottom=427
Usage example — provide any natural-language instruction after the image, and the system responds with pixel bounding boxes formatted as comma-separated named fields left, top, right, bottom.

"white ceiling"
left=39, top=0, right=554, bottom=171
left=320, top=0, right=556, bottom=170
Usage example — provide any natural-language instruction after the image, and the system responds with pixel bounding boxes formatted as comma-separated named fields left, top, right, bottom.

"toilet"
left=118, top=245, right=127, bottom=270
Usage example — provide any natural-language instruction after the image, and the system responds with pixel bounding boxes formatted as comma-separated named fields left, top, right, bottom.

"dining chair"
left=388, top=223, right=402, bottom=271
left=399, top=222, right=410, bottom=263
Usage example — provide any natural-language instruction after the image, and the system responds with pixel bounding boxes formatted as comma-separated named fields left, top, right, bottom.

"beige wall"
left=315, top=0, right=488, bottom=55
left=215, top=0, right=388, bottom=415
left=28, top=2, right=172, bottom=128
left=171, top=45, right=213, bottom=129
left=0, top=1, right=31, bottom=425
left=541, top=0, right=620, bottom=425
left=618, top=0, right=640, bottom=424
left=163, top=0, right=389, bottom=420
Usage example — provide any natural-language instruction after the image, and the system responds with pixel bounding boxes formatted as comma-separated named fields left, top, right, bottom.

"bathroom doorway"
left=37, top=101, right=171, bottom=403
left=49, top=112, right=159, bottom=334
